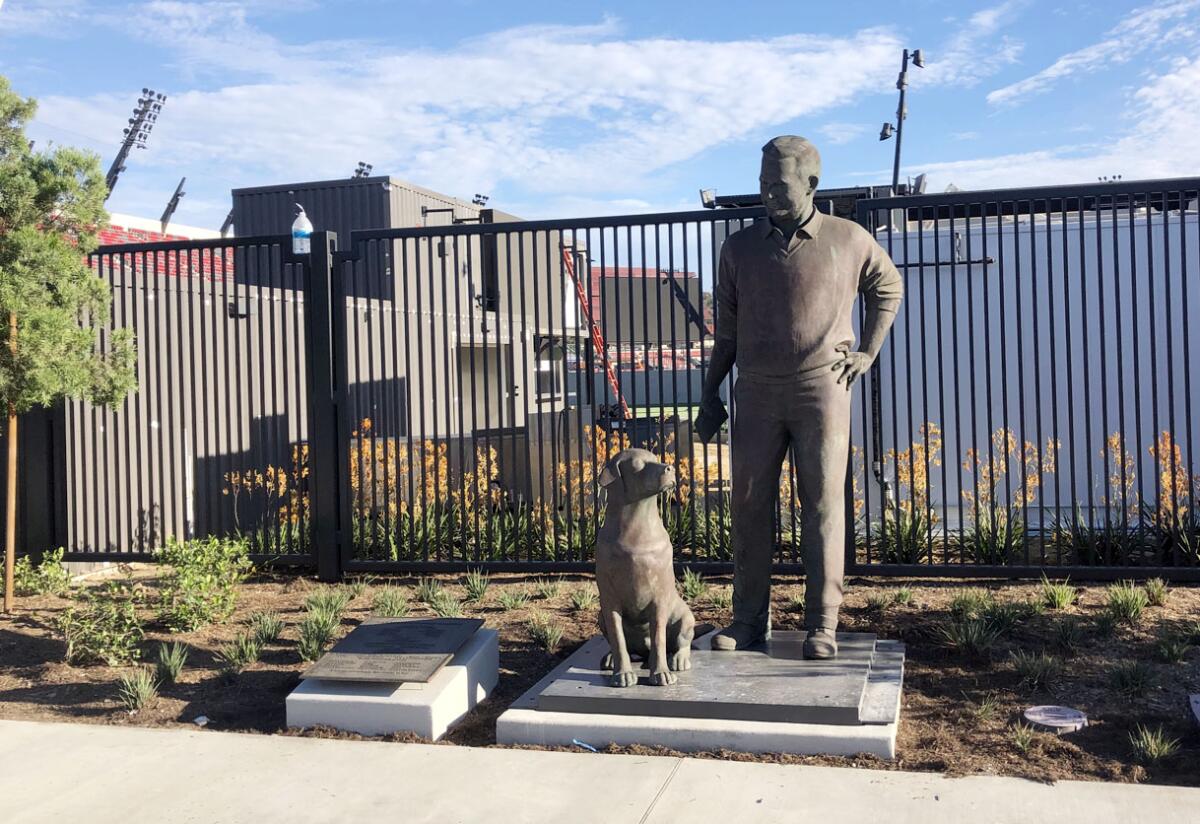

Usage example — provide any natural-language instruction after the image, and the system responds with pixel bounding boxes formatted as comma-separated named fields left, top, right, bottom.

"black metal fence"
left=49, top=177, right=1200, bottom=580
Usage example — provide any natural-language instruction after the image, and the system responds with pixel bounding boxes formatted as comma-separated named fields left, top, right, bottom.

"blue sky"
left=2, top=0, right=1199, bottom=229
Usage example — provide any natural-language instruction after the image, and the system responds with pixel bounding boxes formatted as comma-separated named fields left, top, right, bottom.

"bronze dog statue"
left=595, top=448, right=695, bottom=687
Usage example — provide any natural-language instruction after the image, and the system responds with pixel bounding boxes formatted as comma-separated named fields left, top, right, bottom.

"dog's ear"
left=621, top=455, right=647, bottom=479
left=598, top=457, right=622, bottom=489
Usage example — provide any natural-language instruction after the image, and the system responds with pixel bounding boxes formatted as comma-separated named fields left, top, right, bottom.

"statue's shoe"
left=803, top=628, right=838, bottom=660
left=711, top=622, right=765, bottom=651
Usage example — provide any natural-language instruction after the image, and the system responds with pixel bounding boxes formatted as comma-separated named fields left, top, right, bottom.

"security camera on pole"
left=879, top=48, right=925, bottom=193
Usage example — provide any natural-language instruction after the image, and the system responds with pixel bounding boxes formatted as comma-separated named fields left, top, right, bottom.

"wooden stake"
left=3, top=313, right=16, bottom=614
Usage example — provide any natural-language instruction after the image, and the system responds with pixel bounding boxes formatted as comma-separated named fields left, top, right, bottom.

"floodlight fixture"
left=699, top=188, right=716, bottom=208
left=879, top=122, right=894, bottom=141
left=472, top=193, right=490, bottom=205
left=105, top=87, right=168, bottom=197
left=911, top=49, right=925, bottom=68
left=353, top=161, right=373, bottom=178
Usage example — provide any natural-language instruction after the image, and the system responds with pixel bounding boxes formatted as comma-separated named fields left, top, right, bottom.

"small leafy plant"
left=13, top=547, right=72, bottom=597
left=1129, top=724, right=1181, bottom=763
left=415, top=577, right=444, bottom=605
left=1010, top=649, right=1060, bottom=691
left=569, top=587, right=598, bottom=612
left=497, top=589, right=531, bottom=611
left=298, top=613, right=337, bottom=662
left=155, top=641, right=189, bottom=685
left=1155, top=634, right=1189, bottom=664
left=949, top=588, right=993, bottom=620
left=1105, top=581, right=1148, bottom=626
left=429, top=592, right=464, bottom=618
left=1011, top=722, right=1036, bottom=755
left=371, top=587, right=411, bottom=618
left=218, top=632, right=262, bottom=675
left=306, top=587, right=352, bottom=619
left=463, top=569, right=490, bottom=603
left=249, top=611, right=284, bottom=646
left=1038, top=575, right=1077, bottom=611
left=58, top=583, right=144, bottom=666
left=1110, top=660, right=1154, bottom=697
left=535, top=576, right=563, bottom=600
left=892, top=587, right=914, bottom=606
left=345, top=579, right=369, bottom=600
left=708, top=587, right=733, bottom=611
left=1052, top=617, right=1084, bottom=654
left=865, top=592, right=890, bottom=611
left=968, top=692, right=1000, bottom=723
left=1143, top=578, right=1169, bottom=607
left=118, top=668, right=158, bottom=711
left=157, top=536, right=252, bottom=631
left=527, top=612, right=565, bottom=653
left=936, top=618, right=1001, bottom=657
left=679, top=567, right=708, bottom=602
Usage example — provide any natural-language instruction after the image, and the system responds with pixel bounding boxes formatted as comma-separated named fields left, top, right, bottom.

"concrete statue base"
left=497, top=630, right=903, bottom=759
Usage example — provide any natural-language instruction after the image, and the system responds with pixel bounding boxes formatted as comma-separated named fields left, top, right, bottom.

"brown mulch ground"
left=1, top=569, right=1198, bottom=786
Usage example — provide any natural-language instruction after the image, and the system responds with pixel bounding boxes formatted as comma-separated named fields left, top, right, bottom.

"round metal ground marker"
left=1023, top=705, right=1087, bottom=734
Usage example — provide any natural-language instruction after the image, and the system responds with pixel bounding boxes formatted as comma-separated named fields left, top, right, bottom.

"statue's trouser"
left=730, top=369, right=851, bottom=634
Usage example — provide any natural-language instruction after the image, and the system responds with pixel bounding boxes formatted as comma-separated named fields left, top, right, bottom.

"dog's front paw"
left=668, top=651, right=691, bottom=672
left=610, top=669, right=637, bottom=688
left=648, top=669, right=677, bottom=686
left=601, top=652, right=614, bottom=670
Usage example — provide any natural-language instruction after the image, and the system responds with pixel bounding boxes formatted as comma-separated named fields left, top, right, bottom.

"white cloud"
left=817, top=122, right=869, bottom=145
left=890, top=55, right=1200, bottom=190
left=0, top=0, right=89, bottom=36
left=916, top=0, right=1026, bottom=88
left=34, top=10, right=907, bottom=225
left=987, top=0, right=1200, bottom=106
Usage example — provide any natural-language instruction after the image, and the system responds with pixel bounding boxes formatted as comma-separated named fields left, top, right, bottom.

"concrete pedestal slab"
left=286, top=627, right=498, bottom=739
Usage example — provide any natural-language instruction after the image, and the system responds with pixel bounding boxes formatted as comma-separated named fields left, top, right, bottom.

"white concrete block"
left=287, top=628, right=498, bottom=740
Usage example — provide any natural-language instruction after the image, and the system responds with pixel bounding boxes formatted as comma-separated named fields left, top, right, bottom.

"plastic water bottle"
left=291, top=203, right=312, bottom=254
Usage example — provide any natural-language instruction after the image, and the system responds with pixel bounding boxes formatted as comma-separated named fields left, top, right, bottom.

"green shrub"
left=949, top=588, right=993, bottom=620
left=1106, top=581, right=1148, bottom=625
left=415, top=577, right=444, bottom=604
left=1011, top=722, right=1036, bottom=755
left=463, top=569, right=490, bottom=603
left=527, top=612, right=564, bottom=653
left=877, top=506, right=934, bottom=564
left=1110, top=661, right=1154, bottom=697
left=429, top=592, right=463, bottom=617
left=936, top=617, right=1001, bottom=657
left=535, top=576, right=563, bottom=600
left=218, top=632, right=261, bottom=674
left=1093, top=611, right=1119, bottom=638
left=249, top=611, right=284, bottom=645
left=58, top=583, right=144, bottom=666
left=1010, top=650, right=1060, bottom=691
left=892, top=587, right=914, bottom=606
left=14, top=547, right=71, bottom=596
left=1155, top=634, right=1189, bottom=664
left=118, top=668, right=158, bottom=711
left=865, top=592, right=890, bottom=611
left=306, top=587, right=352, bottom=618
left=962, top=508, right=1025, bottom=565
left=371, top=587, right=410, bottom=618
left=569, top=586, right=598, bottom=612
left=497, top=589, right=531, bottom=611
left=157, top=536, right=252, bottom=631
left=1143, top=578, right=1169, bottom=607
left=345, top=579, right=369, bottom=600
left=1129, top=724, right=1181, bottom=763
left=1052, top=509, right=1143, bottom=566
left=1038, top=575, right=1077, bottom=611
left=155, top=641, right=188, bottom=684
left=298, top=613, right=337, bottom=662
left=679, top=567, right=708, bottom=602
left=969, top=692, right=1000, bottom=723
left=1184, top=620, right=1200, bottom=645
left=979, top=599, right=1036, bottom=635
left=708, top=587, right=733, bottom=611
left=1052, top=617, right=1084, bottom=654
left=786, top=595, right=806, bottom=613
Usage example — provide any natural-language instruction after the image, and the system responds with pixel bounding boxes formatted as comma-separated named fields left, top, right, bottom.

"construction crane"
left=559, top=244, right=630, bottom=421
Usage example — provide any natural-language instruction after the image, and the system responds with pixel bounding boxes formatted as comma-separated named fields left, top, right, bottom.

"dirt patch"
left=1, top=571, right=1197, bottom=785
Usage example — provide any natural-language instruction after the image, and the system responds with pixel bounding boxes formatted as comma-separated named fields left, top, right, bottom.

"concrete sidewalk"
left=0, top=719, right=1196, bottom=823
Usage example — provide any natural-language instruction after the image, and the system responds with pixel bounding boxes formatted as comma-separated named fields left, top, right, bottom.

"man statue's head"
left=760, top=135, right=821, bottom=225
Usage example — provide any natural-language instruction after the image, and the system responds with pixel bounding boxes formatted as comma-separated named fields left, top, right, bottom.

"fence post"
left=305, top=231, right=344, bottom=581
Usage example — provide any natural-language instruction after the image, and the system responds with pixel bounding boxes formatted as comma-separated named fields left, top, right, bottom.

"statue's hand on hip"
left=832, top=347, right=873, bottom=389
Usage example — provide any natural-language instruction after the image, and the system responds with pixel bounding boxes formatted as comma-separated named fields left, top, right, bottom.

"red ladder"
left=560, top=245, right=630, bottom=419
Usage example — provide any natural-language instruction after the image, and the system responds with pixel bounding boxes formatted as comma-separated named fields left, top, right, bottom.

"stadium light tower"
left=878, top=48, right=924, bottom=193
left=104, top=88, right=167, bottom=198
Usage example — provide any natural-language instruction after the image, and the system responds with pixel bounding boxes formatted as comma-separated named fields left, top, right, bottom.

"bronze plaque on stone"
left=301, top=617, right=483, bottom=684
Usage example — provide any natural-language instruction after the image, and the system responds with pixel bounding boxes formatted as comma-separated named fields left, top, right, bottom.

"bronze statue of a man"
left=697, top=135, right=902, bottom=659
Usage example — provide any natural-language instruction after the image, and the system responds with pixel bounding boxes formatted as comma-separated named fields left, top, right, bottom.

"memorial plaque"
left=302, top=617, right=483, bottom=684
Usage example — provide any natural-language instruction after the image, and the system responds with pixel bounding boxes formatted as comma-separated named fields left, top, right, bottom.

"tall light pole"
left=105, top=88, right=167, bottom=198
left=879, top=48, right=924, bottom=193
